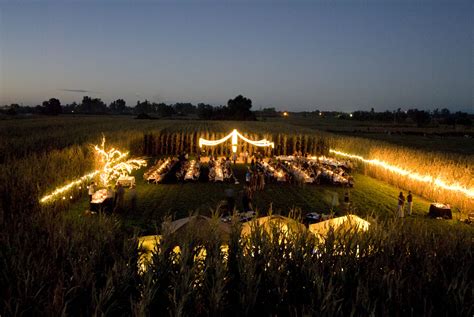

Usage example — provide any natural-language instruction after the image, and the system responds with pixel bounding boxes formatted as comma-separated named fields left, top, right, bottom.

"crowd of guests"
left=208, top=156, right=235, bottom=182
left=176, top=159, right=201, bottom=181
left=269, top=154, right=354, bottom=187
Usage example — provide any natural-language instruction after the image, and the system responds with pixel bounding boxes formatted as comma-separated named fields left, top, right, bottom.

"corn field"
left=0, top=210, right=472, bottom=316
left=328, top=136, right=474, bottom=212
left=0, top=117, right=472, bottom=216
left=0, top=116, right=473, bottom=315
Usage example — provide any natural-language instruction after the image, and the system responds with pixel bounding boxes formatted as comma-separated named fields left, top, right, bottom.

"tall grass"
left=0, top=116, right=473, bottom=315
left=329, top=136, right=474, bottom=212
left=4, top=211, right=469, bottom=316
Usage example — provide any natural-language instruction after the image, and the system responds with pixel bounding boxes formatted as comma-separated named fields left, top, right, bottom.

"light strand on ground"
left=199, top=129, right=274, bottom=153
left=39, top=171, right=100, bottom=203
left=330, top=149, right=474, bottom=199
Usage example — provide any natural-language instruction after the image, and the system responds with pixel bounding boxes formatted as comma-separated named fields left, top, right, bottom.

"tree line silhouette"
left=1, top=97, right=471, bottom=126
left=1, top=95, right=256, bottom=120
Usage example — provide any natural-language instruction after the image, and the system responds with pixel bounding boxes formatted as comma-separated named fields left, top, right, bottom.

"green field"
left=66, top=161, right=433, bottom=235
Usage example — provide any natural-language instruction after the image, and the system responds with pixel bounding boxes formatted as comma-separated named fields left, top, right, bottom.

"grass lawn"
left=67, top=161, right=442, bottom=235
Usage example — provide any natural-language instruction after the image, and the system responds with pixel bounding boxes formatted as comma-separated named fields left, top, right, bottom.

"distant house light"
left=350, top=113, right=353, bottom=118
left=283, top=112, right=289, bottom=117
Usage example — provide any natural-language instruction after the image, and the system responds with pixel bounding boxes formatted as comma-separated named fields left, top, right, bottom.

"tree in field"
left=42, top=98, right=62, bottom=115
left=173, top=102, right=196, bottom=115
left=155, top=103, right=175, bottom=117
left=196, top=103, right=213, bottom=119
left=79, top=96, right=107, bottom=113
left=226, top=95, right=255, bottom=120
left=134, top=100, right=153, bottom=114
left=407, top=109, right=431, bottom=127
left=109, top=99, right=127, bottom=113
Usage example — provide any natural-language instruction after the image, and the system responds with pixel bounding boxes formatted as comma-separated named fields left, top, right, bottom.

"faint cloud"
left=60, top=89, right=101, bottom=94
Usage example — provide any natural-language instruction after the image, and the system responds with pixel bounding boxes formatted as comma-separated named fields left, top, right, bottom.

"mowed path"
left=68, top=163, right=432, bottom=234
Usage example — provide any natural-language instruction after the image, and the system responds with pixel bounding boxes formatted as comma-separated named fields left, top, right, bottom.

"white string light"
left=199, top=129, right=274, bottom=153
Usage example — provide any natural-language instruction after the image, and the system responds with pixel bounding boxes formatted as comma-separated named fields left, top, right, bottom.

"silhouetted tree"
left=42, top=98, right=62, bottom=115
left=173, top=103, right=196, bottom=115
left=407, top=109, right=431, bottom=127
left=79, top=96, right=107, bottom=113
left=109, top=99, right=127, bottom=113
left=155, top=103, right=175, bottom=117
left=134, top=100, right=153, bottom=114
left=226, top=95, right=255, bottom=120
left=197, top=103, right=214, bottom=119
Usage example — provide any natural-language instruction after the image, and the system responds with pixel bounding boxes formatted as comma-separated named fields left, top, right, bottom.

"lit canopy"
left=199, top=129, right=274, bottom=153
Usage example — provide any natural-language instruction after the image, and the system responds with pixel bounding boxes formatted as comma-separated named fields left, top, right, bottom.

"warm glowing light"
left=40, top=171, right=100, bottom=203
left=199, top=129, right=274, bottom=153
left=185, top=160, right=197, bottom=179
left=40, top=136, right=146, bottom=204
left=283, top=112, right=289, bottom=117
left=330, top=149, right=474, bottom=199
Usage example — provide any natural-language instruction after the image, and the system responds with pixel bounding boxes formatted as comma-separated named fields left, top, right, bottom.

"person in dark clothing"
left=242, top=186, right=253, bottom=212
left=397, top=192, right=405, bottom=218
left=225, top=187, right=235, bottom=215
left=114, top=183, right=125, bottom=213
left=406, top=191, right=413, bottom=216
left=344, top=189, right=350, bottom=210
left=129, top=184, right=137, bottom=213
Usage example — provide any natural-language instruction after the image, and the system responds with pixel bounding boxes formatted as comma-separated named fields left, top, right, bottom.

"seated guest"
left=88, top=182, right=96, bottom=202
left=209, top=168, right=216, bottom=181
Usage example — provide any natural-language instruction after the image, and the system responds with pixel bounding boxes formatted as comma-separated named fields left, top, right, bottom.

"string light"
left=199, top=129, right=274, bottom=153
left=330, top=149, right=474, bottom=199
left=40, top=137, right=146, bottom=204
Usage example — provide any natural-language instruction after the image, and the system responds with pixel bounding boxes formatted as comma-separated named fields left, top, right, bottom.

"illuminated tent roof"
left=241, top=215, right=306, bottom=237
left=162, top=215, right=231, bottom=237
left=308, top=214, right=370, bottom=239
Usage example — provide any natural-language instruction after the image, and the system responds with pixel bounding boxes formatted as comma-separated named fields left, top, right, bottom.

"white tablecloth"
left=91, top=189, right=108, bottom=204
left=117, top=175, right=135, bottom=187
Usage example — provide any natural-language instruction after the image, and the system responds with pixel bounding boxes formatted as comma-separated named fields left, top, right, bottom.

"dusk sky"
left=0, top=0, right=472, bottom=112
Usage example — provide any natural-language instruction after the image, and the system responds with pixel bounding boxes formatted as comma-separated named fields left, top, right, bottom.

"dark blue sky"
left=0, top=0, right=472, bottom=112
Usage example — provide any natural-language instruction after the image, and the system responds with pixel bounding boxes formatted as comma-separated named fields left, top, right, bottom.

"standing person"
left=251, top=171, right=258, bottom=192
left=243, top=186, right=254, bottom=212
left=407, top=191, right=413, bottom=216
left=344, top=188, right=350, bottom=210
left=105, top=186, right=115, bottom=214
left=225, top=187, right=235, bottom=215
left=114, top=183, right=125, bottom=213
left=245, top=168, right=251, bottom=185
left=258, top=170, right=265, bottom=191
left=232, top=152, right=238, bottom=165
left=129, top=184, right=137, bottom=213
left=87, top=181, right=96, bottom=211
left=244, top=151, right=249, bottom=164
left=397, top=192, right=405, bottom=218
